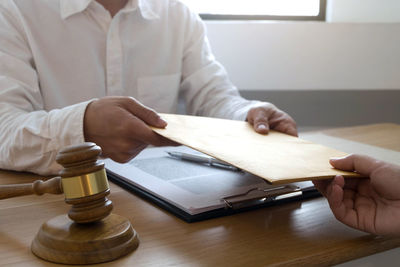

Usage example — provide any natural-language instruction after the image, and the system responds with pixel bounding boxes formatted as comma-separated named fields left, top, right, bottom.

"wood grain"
left=0, top=177, right=62, bottom=200
left=31, top=214, right=138, bottom=265
left=322, top=123, right=400, bottom=152
left=0, top=142, right=139, bottom=265
left=0, top=123, right=399, bottom=266
left=1, top=181, right=399, bottom=266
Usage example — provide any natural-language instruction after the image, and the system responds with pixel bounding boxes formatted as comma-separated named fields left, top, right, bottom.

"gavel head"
left=56, top=142, right=113, bottom=224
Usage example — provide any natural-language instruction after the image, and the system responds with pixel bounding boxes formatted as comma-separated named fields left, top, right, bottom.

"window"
left=180, top=0, right=326, bottom=21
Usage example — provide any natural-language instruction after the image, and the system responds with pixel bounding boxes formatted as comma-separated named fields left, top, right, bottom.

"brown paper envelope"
left=152, top=114, right=361, bottom=184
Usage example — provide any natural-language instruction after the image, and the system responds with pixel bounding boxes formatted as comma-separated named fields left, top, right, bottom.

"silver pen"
left=167, top=151, right=240, bottom=172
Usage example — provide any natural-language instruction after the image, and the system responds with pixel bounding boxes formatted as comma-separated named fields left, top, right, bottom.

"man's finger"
left=247, top=108, right=270, bottom=134
left=312, top=179, right=330, bottom=197
left=122, top=97, right=167, bottom=128
left=273, top=123, right=298, bottom=137
left=286, top=126, right=298, bottom=137
left=254, top=122, right=269, bottom=134
left=117, top=113, right=166, bottom=146
left=329, top=154, right=381, bottom=177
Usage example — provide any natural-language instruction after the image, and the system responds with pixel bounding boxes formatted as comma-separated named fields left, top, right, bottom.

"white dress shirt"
left=0, top=0, right=261, bottom=175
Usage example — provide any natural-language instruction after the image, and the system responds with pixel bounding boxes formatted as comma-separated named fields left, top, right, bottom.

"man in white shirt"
left=0, top=0, right=297, bottom=175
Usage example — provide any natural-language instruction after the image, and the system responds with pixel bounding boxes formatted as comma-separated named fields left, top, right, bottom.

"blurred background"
left=180, top=0, right=400, bottom=131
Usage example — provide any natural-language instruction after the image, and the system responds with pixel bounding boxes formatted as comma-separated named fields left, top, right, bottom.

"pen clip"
left=210, top=161, right=241, bottom=172
left=221, top=184, right=301, bottom=209
left=167, top=151, right=240, bottom=172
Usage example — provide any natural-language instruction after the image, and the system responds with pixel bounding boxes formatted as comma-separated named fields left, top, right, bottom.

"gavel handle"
left=0, top=177, right=63, bottom=200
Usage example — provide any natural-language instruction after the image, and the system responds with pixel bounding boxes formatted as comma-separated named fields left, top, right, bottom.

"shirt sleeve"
left=0, top=5, right=89, bottom=175
left=179, top=6, right=264, bottom=121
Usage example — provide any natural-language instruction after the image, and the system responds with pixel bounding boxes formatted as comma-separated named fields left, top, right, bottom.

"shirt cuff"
left=48, top=99, right=97, bottom=152
left=231, top=100, right=265, bottom=121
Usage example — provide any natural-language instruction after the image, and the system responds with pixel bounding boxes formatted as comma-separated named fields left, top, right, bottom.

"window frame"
left=198, top=0, right=327, bottom=21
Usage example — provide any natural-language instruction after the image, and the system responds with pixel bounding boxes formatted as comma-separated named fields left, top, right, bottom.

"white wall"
left=205, top=22, right=400, bottom=91
left=202, top=0, right=400, bottom=127
left=203, top=0, right=400, bottom=91
left=327, top=0, right=400, bottom=22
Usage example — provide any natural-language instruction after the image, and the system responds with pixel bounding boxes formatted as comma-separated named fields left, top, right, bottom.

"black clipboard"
left=107, top=171, right=321, bottom=223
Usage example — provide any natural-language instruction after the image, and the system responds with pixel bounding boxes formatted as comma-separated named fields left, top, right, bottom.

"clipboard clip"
left=221, top=184, right=302, bottom=210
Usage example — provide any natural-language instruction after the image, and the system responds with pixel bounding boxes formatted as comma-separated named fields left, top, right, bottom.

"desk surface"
left=1, top=123, right=400, bottom=266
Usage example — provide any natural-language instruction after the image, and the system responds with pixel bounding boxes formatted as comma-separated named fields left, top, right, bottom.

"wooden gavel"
left=0, top=142, right=138, bottom=264
left=0, top=142, right=113, bottom=223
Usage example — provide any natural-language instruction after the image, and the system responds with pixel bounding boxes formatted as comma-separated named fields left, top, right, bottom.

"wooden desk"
left=1, top=123, right=400, bottom=266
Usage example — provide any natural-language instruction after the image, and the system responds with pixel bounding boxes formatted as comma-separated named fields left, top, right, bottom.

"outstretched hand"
left=246, top=103, right=297, bottom=136
left=84, top=96, right=176, bottom=163
left=313, top=154, right=400, bottom=236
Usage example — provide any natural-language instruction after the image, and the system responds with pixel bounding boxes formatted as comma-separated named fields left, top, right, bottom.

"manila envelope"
left=152, top=114, right=361, bottom=184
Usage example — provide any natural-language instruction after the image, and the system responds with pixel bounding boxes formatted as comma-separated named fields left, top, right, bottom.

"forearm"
left=0, top=101, right=90, bottom=175
left=180, top=12, right=265, bottom=121
left=182, top=61, right=264, bottom=120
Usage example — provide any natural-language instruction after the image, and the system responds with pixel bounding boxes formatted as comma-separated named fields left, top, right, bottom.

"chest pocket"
left=137, top=73, right=181, bottom=113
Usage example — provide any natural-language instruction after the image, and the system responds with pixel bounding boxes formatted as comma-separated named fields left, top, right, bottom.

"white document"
left=104, top=145, right=313, bottom=216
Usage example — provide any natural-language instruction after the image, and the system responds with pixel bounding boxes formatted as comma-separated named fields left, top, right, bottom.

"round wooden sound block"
left=31, top=214, right=139, bottom=264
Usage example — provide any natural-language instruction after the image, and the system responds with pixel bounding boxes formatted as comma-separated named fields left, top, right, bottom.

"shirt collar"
left=60, top=0, right=159, bottom=20
left=60, top=0, right=91, bottom=19
left=137, top=0, right=159, bottom=20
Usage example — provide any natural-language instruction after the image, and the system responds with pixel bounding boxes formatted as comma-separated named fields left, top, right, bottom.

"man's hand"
left=84, top=96, right=176, bottom=163
left=246, top=103, right=297, bottom=136
left=313, top=154, right=400, bottom=236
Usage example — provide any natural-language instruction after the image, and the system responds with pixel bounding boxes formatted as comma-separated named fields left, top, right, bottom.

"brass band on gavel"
left=61, top=169, right=110, bottom=199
